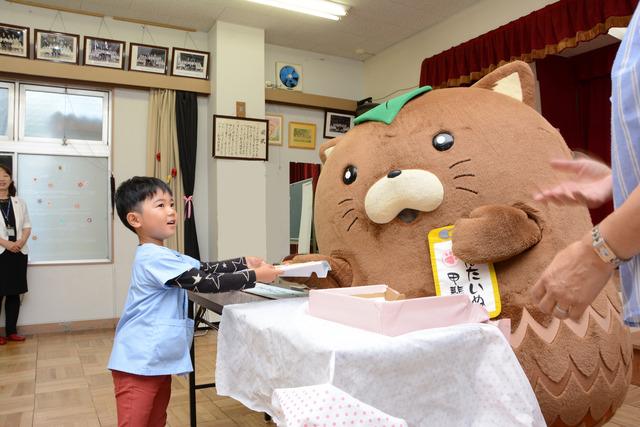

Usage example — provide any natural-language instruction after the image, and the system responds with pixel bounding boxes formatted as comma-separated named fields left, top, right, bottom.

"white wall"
left=209, top=22, right=268, bottom=260
left=0, top=2, right=211, bottom=327
left=265, top=104, right=326, bottom=262
left=266, top=44, right=364, bottom=100
left=363, top=0, right=558, bottom=101
left=263, top=45, right=363, bottom=262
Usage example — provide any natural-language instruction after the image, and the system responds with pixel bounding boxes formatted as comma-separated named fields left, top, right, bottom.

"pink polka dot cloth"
left=272, top=383, right=408, bottom=427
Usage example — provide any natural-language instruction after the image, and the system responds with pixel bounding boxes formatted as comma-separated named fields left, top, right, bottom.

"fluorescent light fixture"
left=246, top=0, right=348, bottom=21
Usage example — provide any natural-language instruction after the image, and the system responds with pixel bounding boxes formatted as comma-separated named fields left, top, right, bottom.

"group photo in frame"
left=289, top=121, right=316, bottom=150
left=0, top=23, right=29, bottom=58
left=171, top=48, right=209, bottom=79
left=266, top=113, right=284, bottom=146
left=34, top=29, right=79, bottom=64
left=84, top=36, right=125, bottom=69
left=129, top=43, right=169, bottom=74
left=324, top=110, right=355, bottom=139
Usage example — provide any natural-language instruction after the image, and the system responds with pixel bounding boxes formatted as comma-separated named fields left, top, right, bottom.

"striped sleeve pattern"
left=611, top=6, right=640, bottom=326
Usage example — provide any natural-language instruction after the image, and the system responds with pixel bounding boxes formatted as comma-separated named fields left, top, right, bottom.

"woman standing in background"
left=0, top=164, right=31, bottom=344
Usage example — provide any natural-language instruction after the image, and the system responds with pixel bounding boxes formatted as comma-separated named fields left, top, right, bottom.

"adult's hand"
left=531, top=236, right=615, bottom=320
left=533, top=158, right=613, bottom=208
left=6, top=242, right=21, bottom=253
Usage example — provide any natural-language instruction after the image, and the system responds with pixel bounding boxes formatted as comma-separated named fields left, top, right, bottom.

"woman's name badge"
left=428, top=225, right=501, bottom=318
left=6, top=225, right=15, bottom=238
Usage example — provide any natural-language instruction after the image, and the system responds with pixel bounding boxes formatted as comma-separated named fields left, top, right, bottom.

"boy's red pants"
left=112, top=370, right=172, bottom=427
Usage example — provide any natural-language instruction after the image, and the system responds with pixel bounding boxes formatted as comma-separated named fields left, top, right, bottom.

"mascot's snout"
left=364, top=169, right=444, bottom=224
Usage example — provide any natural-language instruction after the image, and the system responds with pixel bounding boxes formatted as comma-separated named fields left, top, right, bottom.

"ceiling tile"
left=18, top=0, right=486, bottom=58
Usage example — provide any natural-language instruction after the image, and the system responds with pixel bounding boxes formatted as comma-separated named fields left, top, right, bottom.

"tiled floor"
left=0, top=328, right=637, bottom=426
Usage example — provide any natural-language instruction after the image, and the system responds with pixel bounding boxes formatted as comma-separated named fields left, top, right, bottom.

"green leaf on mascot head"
left=354, top=86, right=432, bottom=126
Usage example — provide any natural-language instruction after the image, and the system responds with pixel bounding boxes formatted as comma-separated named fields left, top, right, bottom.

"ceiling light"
left=246, top=0, right=348, bottom=21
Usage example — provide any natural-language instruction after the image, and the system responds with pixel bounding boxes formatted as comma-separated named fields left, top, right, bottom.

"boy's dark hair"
left=0, top=164, right=17, bottom=197
left=115, top=176, right=172, bottom=233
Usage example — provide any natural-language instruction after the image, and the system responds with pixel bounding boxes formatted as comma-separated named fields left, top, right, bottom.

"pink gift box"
left=308, top=285, right=492, bottom=337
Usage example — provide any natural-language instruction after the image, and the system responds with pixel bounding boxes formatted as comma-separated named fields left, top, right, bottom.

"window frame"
left=18, top=83, right=110, bottom=149
left=0, top=81, right=16, bottom=141
left=0, top=78, right=113, bottom=264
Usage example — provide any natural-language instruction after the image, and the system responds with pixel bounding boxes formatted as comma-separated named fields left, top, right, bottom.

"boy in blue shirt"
left=108, top=176, right=281, bottom=426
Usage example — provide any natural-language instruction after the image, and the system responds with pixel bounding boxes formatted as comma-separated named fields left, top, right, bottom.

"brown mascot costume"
left=291, top=61, right=632, bottom=426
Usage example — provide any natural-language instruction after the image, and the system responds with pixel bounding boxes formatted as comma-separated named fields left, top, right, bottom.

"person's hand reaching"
left=253, top=263, right=283, bottom=283
left=245, top=256, right=265, bottom=269
left=533, top=158, right=613, bottom=208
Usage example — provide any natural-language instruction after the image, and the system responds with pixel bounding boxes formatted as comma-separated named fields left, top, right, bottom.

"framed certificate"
left=212, top=115, right=268, bottom=161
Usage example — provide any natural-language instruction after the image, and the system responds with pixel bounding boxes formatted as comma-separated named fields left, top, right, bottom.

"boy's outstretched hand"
left=253, top=263, right=283, bottom=283
left=245, top=256, right=265, bottom=268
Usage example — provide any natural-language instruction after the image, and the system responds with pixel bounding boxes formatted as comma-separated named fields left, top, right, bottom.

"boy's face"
left=127, top=190, right=176, bottom=243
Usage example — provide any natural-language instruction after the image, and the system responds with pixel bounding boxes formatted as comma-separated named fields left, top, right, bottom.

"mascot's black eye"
left=432, top=132, right=454, bottom=151
left=343, top=165, right=357, bottom=185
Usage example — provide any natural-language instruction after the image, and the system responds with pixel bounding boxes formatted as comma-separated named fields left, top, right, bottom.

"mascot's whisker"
left=453, top=174, right=476, bottom=180
left=338, top=198, right=353, bottom=205
left=342, top=208, right=355, bottom=218
left=455, top=186, right=478, bottom=195
left=449, top=158, right=472, bottom=169
left=347, top=217, right=359, bottom=232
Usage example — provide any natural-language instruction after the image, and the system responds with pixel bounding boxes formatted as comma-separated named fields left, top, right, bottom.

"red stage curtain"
left=536, top=43, right=618, bottom=224
left=289, top=162, right=321, bottom=190
left=419, top=0, right=637, bottom=88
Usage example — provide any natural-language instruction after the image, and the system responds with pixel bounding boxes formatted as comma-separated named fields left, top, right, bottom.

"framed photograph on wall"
left=34, top=29, right=79, bottom=64
left=0, top=23, right=29, bottom=58
left=266, top=113, right=284, bottom=146
left=171, top=48, right=209, bottom=79
left=84, top=36, right=125, bottom=69
left=129, top=43, right=169, bottom=74
left=324, top=110, right=355, bottom=138
left=289, top=122, right=316, bottom=150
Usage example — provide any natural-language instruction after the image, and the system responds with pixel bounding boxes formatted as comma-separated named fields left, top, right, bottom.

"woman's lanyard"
left=1, top=200, right=15, bottom=237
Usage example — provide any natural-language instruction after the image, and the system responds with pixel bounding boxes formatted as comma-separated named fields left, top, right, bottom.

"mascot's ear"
left=320, top=136, right=343, bottom=164
left=472, top=60, right=536, bottom=109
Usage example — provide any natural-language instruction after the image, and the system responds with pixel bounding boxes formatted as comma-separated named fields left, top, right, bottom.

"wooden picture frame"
left=171, top=47, right=209, bottom=80
left=289, top=122, right=316, bottom=150
left=324, top=110, right=355, bottom=139
left=212, top=114, right=268, bottom=161
left=83, top=36, right=125, bottom=69
left=34, top=29, right=79, bottom=64
left=266, top=113, right=284, bottom=146
left=129, top=43, right=169, bottom=74
left=0, top=23, right=29, bottom=58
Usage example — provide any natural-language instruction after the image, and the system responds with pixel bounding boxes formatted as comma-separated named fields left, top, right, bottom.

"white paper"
left=243, top=283, right=307, bottom=299
left=278, top=260, right=331, bottom=278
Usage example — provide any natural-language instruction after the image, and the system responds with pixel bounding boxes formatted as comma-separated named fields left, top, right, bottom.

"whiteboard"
left=17, top=154, right=110, bottom=263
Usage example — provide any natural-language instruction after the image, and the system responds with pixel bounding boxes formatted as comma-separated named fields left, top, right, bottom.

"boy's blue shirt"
left=108, top=243, right=201, bottom=376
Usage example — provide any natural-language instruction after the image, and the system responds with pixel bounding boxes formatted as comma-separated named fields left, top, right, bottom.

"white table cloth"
left=215, top=298, right=545, bottom=427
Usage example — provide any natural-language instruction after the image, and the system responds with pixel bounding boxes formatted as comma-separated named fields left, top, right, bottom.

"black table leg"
left=189, top=300, right=197, bottom=427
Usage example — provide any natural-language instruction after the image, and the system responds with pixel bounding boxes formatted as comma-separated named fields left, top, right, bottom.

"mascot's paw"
left=282, top=253, right=353, bottom=289
left=452, top=204, right=542, bottom=264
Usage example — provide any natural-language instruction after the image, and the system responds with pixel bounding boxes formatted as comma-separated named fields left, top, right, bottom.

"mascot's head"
left=314, top=61, right=572, bottom=298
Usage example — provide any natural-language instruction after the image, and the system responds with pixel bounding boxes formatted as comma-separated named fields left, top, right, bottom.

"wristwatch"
left=591, top=225, right=627, bottom=267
